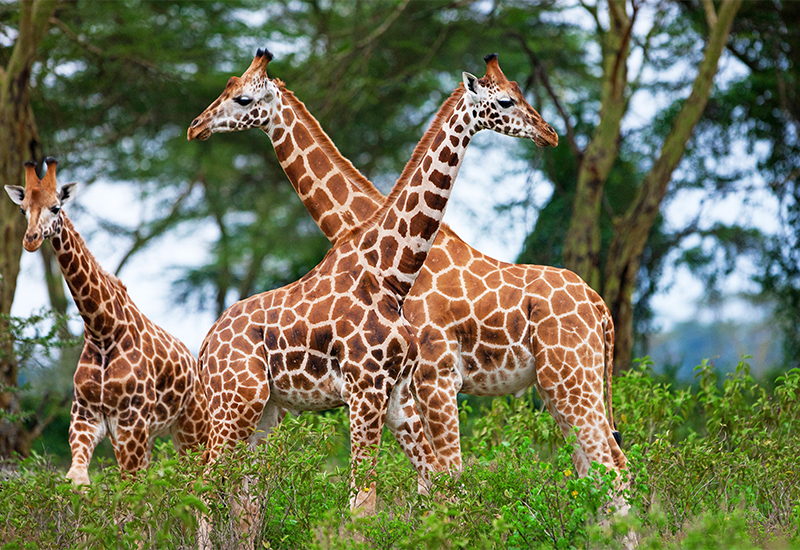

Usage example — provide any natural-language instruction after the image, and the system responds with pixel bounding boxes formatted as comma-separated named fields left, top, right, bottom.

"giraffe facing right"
left=188, top=50, right=627, bottom=483
left=193, top=54, right=557, bottom=545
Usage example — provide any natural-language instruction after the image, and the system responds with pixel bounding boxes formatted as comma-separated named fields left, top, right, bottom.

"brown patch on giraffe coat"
left=404, top=191, right=419, bottom=212
left=285, top=350, right=305, bottom=371
left=297, top=175, right=315, bottom=196
left=308, top=147, right=334, bottom=179
left=408, top=212, right=437, bottom=241
left=423, top=190, right=448, bottom=212
left=352, top=270, right=379, bottom=306
left=307, top=188, right=335, bottom=223
left=298, top=295, right=336, bottom=324
left=429, top=170, right=452, bottom=190
left=293, top=124, right=314, bottom=150
left=380, top=236, right=398, bottom=271
left=346, top=334, right=368, bottom=363
left=274, top=133, right=294, bottom=159
left=552, top=289, right=576, bottom=313
left=283, top=156, right=305, bottom=187
left=382, top=208, right=398, bottom=233
left=397, top=246, right=427, bottom=276
left=319, top=213, right=343, bottom=239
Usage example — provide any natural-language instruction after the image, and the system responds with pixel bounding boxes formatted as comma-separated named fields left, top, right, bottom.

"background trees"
left=1, top=0, right=797, bottom=459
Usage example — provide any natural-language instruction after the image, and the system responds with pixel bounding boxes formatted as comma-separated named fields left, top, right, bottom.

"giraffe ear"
left=59, top=182, right=78, bottom=205
left=462, top=72, right=481, bottom=102
left=4, top=185, right=25, bottom=205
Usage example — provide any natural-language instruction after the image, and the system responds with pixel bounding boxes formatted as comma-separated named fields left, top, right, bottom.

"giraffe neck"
left=358, top=87, right=473, bottom=299
left=50, top=216, right=126, bottom=344
left=265, top=87, right=383, bottom=243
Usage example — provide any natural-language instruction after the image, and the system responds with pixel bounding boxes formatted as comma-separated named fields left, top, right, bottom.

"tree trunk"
left=561, top=0, right=632, bottom=290
left=603, top=0, right=743, bottom=373
left=0, top=0, right=58, bottom=460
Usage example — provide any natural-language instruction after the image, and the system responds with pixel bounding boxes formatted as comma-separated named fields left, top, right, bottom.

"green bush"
left=1, top=358, right=798, bottom=549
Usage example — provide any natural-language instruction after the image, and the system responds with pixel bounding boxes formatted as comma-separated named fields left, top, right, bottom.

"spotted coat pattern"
left=189, top=51, right=627, bottom=480
left=189, top=51, right=560, bottom=520
left=5, top=159, right=208, bottom=485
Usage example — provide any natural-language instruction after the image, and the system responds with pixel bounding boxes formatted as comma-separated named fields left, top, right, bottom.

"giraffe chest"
left=74, top=338, right=192, bottom=437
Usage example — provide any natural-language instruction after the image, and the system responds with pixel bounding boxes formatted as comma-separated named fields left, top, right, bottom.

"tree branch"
left=49, top=16, right=170, bottom=78
left=355, top=0, right=410, bottom=50
left=113, top=182, right=197, bottom=276
left=701, top=0, right=717, bottom=27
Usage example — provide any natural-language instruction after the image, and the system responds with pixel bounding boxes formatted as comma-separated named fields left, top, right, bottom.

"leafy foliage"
left=2, top=359, right=799, bottom=549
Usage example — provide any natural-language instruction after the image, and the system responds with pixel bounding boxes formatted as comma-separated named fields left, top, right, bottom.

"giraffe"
left=188, top=49, right=627, bottom=485
left=191, top=53, right=557, bottom=545
left=4, top=158, right=208, bottom=485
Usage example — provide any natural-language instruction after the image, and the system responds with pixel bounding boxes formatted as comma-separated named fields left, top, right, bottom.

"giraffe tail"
left=601, top=301, right=622, bottom=447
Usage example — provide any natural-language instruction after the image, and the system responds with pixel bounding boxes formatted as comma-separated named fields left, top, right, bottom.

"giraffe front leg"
left=385, top=377, right=443, bottom=494
left=111, top=407, right=153, bottom=475
left=348, top=389, right=389, bottom=516
left=412, top=355, right=463, bottom=472
left=200, top=366, right=270, bottom=550
left=65, top=400, right=106, bottom=486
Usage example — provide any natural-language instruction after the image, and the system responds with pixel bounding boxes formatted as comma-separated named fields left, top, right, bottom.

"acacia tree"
left=0, top=0, right=58, bottom=459
left=678, top=0, right=800, bottom=367
left=520, top=0, right=742, bottom=372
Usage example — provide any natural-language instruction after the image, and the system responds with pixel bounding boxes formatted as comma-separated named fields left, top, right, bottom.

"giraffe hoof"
left=612, top=431, right=622, bottom=447
left=66, top=470, right=90, bottom=486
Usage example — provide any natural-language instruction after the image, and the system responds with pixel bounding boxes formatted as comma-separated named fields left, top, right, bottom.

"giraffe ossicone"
left=191, top=53, right=558, bottom=545
left=5, top=159, right=208, bottom=486
left=189, top=48, right=626, bottom=490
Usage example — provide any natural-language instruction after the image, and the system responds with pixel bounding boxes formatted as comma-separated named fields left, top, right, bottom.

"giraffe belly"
left=457, top=347, right=537, bottom=397
left=267, top=367, right=345, bottom=412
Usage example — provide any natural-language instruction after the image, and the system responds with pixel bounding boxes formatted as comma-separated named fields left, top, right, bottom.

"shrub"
left=2, top=357, right=798, bottom=549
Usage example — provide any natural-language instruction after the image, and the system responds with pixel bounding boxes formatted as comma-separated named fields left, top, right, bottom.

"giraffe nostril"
left=546, top=124, right=555, bottom=134
left=190, top=118, right=200, bottom=128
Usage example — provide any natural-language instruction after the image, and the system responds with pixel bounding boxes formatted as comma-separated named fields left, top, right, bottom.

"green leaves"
left=2, top=363, right=799, bottom=548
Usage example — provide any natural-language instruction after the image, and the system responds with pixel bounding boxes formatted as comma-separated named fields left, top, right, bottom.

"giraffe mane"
left=62, top=217, right=128, bottom=293
left=344, top=84, right=467, bottom=241
left=275, top=80, right=385, bottom=205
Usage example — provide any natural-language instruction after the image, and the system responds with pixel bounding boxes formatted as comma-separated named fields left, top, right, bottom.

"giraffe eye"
left=498, top=98, right=514, bottom=109
left=233, top=96, right=253, bottom=106
left=19, top=207, right=25, bottom=216
left=50, top=206, right=61, bottom=214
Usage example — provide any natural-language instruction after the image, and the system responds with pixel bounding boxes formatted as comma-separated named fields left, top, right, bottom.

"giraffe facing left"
left=4, top=158, right=208, bottom=484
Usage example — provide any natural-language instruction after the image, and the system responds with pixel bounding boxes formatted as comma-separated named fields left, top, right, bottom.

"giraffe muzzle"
left=187, top=119, right=212, bottom=141
left=23, top=232, right=43, bottom=252
left=533, top=129, right=559, bottom=148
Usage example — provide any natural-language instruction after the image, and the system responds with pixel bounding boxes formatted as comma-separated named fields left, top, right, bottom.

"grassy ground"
left=1, top=360, right=799, bottom=549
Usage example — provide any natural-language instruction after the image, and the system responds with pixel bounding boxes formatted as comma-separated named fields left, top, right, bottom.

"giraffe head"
left=4, top=158, right=78, bottom=252
left=462, top=54, right=558, bottom=147
left=187, top=48, right=281, bottom=141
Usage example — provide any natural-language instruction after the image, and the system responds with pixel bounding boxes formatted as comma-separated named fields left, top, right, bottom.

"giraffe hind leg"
left=412, top=356, right=463, bottom=472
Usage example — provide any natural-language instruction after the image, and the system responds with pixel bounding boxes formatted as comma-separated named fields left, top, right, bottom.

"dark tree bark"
left=560, top=0, right=743, bottom=372
left=603, top=0, right=743, bottom=373
left=0, top=0, right=59, bottom=459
